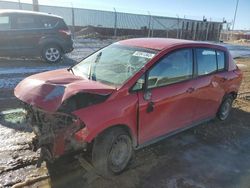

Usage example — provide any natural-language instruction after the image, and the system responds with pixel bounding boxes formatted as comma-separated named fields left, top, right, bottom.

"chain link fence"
left=0, top=0, right=223, bottom=41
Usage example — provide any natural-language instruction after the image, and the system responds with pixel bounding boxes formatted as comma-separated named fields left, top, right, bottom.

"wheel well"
left=94, top=124, right=137, bottom=148
left=228, top=91, right=237, bottom=99
left=41, top=43, right=63, bottom=54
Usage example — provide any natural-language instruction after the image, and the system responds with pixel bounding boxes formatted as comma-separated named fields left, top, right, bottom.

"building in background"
left=0, top=0, right=223, bottom=41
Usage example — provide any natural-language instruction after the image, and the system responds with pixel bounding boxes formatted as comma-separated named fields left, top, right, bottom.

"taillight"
left=59, top=29, right=71, bottom=37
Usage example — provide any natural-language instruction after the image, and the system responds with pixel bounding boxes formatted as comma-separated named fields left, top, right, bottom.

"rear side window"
left=0, top=16, right=10, bottom=30
left=148, top=49, right=193, bottom=88
left=217, top=51, right=225, bottom=71
left=13, top=16, right=39, bottom=29
left=196, top=49, right=217, bottom=76
left=40, top=17, right=58, bottom=28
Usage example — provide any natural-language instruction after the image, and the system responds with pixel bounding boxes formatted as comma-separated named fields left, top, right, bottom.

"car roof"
left=0, top=9, right=62, bottom=19
left=118, top=38, right=225, bottom=51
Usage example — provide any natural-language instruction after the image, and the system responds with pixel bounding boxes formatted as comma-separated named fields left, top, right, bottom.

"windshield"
left=72, top=44, right=157, bottom=87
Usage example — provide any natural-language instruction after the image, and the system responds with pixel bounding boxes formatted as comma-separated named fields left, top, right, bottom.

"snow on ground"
left=222, top=43, right=250, bottom=58
left=0, top=66, right=67, bottom=75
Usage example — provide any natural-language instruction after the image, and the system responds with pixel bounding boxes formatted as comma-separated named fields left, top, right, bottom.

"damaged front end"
left=24, top=104, right=86, bottom=167
left=14, top=68, right=115, bottom=166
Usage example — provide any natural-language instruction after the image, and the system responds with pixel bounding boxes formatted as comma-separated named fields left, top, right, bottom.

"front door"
left=138, top=48, right=197, bottom=144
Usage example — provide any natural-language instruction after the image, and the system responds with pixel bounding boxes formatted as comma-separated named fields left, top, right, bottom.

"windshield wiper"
left=67, top=67, right=75, bottom=75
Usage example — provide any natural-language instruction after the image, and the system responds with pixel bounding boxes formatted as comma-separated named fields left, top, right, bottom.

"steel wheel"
left=92, top=127, right=133, bottom=177
left=108, top=134, right=132, bottom=173
left=218, top=95, right=233, bottom=121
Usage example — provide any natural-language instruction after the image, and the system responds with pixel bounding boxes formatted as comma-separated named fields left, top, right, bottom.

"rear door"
left=137, top=48, right=197, bottom=144
left=192, top=48, right=226, bottom=121
left=11, top=14, right=43, bottom=55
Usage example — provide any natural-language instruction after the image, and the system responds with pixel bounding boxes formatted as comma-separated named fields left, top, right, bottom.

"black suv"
left=0, top=9, right=73, bottom=63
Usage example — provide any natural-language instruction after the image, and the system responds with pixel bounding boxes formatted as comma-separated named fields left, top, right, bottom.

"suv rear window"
left=196, top=49, right=217, bottom=76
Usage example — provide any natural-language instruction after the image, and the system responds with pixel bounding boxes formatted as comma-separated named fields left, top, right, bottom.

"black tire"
left=92, top=127, right=133, bottom=177
left=42, top=45, right=62, bottom=63
left=217, top=95, right=234, bottom=121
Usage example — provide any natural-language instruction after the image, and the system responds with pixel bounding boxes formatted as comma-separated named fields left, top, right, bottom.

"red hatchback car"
left=15, top=38, right=242, bottom=176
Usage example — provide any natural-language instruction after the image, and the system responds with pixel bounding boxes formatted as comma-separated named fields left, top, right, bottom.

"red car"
left=14, top=38, right=242, bottom=176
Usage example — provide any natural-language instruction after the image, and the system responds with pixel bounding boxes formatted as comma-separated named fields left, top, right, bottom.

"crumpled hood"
left=14, top=68, right=115, bottom=112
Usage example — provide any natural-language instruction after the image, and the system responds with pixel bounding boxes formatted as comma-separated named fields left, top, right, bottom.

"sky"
left=2, top=0, right=250, bottom=30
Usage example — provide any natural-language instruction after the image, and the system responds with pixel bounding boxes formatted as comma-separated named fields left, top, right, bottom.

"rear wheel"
left=92, top=127, right=133, bottom=177
left=42, top=45, right=62, bottom=63
left=217, top=95, right=234, bottom=121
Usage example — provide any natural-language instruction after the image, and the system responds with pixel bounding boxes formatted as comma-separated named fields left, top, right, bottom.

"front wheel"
left=217, top=95, right=234, bottom=121
left=92, top=127, right=133, bottom=177
left=42, top=45, right=62, bottom=63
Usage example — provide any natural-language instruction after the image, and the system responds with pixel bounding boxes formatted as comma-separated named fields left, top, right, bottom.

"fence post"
left=176, top=15, right=179, bottom=38
left=114, top=8, right=118, bottom=37
left=180, top=20, right=184, bottom=39
left=32, top=0, right=39, bottom=11
left=71, top=3, right=75, bottom=39
left=18, top=0, right=22, bottom=10
left=151, top=18, right=154, bottom=37
left=193, top=22, right=197, bottom=40
left=205, top=22, right=210, bottom=40
left=148, top=11, right=151, bottom=37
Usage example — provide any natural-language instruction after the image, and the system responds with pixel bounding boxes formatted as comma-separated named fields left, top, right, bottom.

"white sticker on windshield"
left=133, top=51, right=155, bottom=59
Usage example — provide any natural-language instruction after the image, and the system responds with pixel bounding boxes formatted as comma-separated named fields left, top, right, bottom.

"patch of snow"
left=0, top=77, right=24, bottom=89
left=0, top=66, right=67, bottom=75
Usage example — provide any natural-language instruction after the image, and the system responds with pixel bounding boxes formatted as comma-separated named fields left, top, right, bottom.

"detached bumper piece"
left=25, top=105, right=86, bottom=166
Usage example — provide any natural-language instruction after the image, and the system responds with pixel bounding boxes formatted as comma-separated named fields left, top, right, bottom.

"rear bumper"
left=62, top=39, right=74, bottom=53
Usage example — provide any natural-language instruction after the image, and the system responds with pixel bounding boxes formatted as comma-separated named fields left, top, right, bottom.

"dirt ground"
left=0, top=42, right=250, bottom=188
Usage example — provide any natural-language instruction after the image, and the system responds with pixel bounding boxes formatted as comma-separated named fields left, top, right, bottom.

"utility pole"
left=32, top=0, right=39, bottom=11
left=232, top=0, right=239, bottom=31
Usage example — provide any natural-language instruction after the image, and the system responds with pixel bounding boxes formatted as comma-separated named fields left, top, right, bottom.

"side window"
left=13, top=16, right=40, bottom=29
left=196, top=49, right=217, bottom=76
left=0, top=16, right=10, bottom=30
left=148, top=49, right=193, bottom=89
left=217, top=50, right=226, bottom=71
left=40, top=17, right=58, bottom=28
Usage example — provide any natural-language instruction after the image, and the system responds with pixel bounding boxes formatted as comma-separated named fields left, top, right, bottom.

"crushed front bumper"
left=24, top=105, right=86, bottom=166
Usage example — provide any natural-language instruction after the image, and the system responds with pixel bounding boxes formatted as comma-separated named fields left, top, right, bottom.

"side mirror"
left=143, top=90, right=152, bottom=101
left=132, top=77, right=145, bottom=91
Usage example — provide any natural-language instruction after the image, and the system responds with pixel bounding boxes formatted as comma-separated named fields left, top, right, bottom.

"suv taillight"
left=59, top=29, right=71, bottom=36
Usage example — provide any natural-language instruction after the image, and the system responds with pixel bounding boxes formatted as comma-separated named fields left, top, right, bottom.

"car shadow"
left=46, top=107, right=250, bottom=188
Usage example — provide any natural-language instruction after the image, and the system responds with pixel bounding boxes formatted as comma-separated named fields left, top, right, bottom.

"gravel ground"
left=0, top=39, right=250, bottom=188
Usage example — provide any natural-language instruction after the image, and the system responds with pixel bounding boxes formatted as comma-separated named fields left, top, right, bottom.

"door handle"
left=147, top=101, right=154, bottom=113
left=186, top=87, right=195, bottom=93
